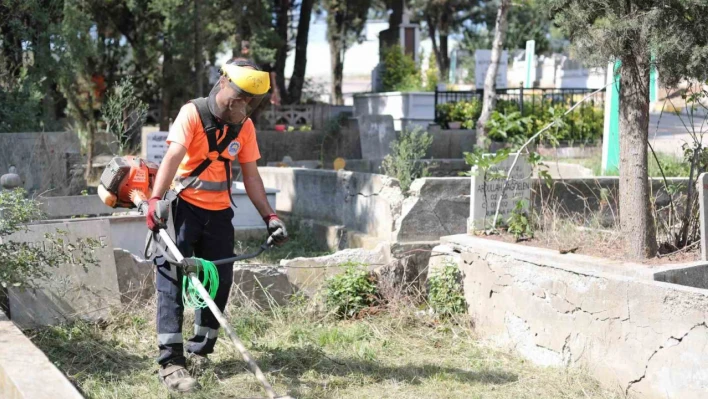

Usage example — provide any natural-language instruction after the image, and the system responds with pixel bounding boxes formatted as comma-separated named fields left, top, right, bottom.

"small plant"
left=428, top=262, right=466, bottom=317
left=381, top=44, right=421, bottom=92
left=298, top=124, right=313, bottom=131
left=507, top=200, right=533, bottom=241
left=102, top=77, right=148, bottom=156
left=381, top=126, right=433, bottom=193
left=324, top=262, right=378, bottom=319
left=486, top=110, right=531, bottom=146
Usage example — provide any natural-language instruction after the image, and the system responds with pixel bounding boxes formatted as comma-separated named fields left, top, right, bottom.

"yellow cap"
left=221, top=64, right=270, bottom=96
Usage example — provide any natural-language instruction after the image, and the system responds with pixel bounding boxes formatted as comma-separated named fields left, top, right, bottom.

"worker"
left=145, top=58, right=289, bottom=393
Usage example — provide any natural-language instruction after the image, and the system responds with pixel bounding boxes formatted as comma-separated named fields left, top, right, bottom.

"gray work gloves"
left=263, top=214, right=289, bottom=246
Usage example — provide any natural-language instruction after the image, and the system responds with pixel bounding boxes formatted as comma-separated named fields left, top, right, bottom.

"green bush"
left=424, top=51, right=439, bottom=92
left=381, top=45, right=421, bottom=92
left=324, top=263, right=378, bottom=319
left=428, top=263, right=466, bottom=317
left=0, top=189, right=100, bottom=288
left=436, top=97, right=603, bottom=144
left=381, top=126, right=433, bottom=192
left=436, top=99, right=482, bottom=129
left=486, top=99, right=603, bottom=145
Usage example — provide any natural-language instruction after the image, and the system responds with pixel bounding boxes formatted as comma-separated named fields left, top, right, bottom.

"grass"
left=235, top=221, right=332, bottom=265
left=27, top=298, right=624, bottom=399
left=558, top=151, right=689, bottom=177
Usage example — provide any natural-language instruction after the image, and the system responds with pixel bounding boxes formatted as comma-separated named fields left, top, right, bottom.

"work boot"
left=159, top=363, right=201, bottom=393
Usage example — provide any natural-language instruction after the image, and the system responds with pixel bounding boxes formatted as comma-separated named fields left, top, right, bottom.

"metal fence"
left=434, top=87, right=606, bottom=125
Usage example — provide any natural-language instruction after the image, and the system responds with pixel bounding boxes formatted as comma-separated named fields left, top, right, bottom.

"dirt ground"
left=480, top=231, right=700, bottom=266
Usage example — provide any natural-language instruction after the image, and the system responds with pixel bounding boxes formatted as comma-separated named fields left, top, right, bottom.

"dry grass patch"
left=28, top=297, right=624, bottom=399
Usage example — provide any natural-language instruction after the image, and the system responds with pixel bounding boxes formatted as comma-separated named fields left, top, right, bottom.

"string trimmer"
left=98, top=156, right=294, bottom=399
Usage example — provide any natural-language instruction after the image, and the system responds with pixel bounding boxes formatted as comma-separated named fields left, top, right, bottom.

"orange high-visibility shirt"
left=166, top=103, right=261, bottom=211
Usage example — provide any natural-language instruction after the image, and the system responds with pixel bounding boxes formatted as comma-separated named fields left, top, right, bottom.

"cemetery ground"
left=17, top=222, right=622, bottom=399
left=28, top=297, right=623, bottom=399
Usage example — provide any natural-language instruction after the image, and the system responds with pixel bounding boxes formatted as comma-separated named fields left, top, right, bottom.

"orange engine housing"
left=98, top=156, right=158, bottom=208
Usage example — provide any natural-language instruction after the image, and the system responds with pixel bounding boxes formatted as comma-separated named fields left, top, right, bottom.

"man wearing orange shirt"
left=146, top=58, right=288, bottom=393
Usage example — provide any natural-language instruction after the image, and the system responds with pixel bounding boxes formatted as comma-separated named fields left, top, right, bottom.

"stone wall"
left=254, top=117, right=362, bottom=165
left=258, top=167, right=404, bottom=241
left=0, top=132, right=83, bottom=196
left=425, top=126, right=476, bottom=159
left=442, top=234, right=708, bottom=399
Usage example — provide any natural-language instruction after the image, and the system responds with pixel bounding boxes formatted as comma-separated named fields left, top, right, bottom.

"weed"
left=427, top=262, right=467, bottom=317
left=507, top=200, right=533, bottom=241
left=324, top=262, right=378, bottom=319
left=381, top=126, right=433, bottom=193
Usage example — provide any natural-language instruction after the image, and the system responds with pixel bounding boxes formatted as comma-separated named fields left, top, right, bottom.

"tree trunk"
left=388, top=0, right=404, bottom=29
left=287, top=0, right=314, bottom=104
left=329, top=38, right=344, bottom=105
left=476, top=0, right=511, bottom=149
left=619, top=53, right=657, bottom=259
left=438, top=33, right=450, bottom=80
left=274, top=0, right=290, bottom=104
left=159, top=41, right=173, bottom=131
left=194, top=0, right=204, bottom=97
left=35, top=28, right=56, bottom=127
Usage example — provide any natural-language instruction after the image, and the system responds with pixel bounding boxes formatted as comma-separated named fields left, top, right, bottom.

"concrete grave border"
left=0, top=311, right=84, bottom=399
left=441, top=234, right=708, bottom=399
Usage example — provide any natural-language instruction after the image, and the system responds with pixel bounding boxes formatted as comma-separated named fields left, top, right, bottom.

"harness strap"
left=176, top=98, right=242, bottom=209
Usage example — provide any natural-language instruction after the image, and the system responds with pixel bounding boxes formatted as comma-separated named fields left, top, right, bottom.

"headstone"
left=699, top=173, right=708, bottom=261
left=145, top=131, right=169, bottom=164
left=468, top=153, right=532, bottom=231
left=6, top=219, right=121, bottom=328
left=475, top=49, right=508, bottom=89
left=358, top=115, right=396, bottom=160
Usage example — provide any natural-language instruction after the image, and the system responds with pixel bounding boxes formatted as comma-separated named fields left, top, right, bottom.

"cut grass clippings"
left=28, top=299, right=624, bottom=399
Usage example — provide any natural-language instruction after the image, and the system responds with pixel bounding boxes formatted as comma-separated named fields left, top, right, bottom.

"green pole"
left=602, top=60, right=621, bottom=175
left=649, top=55, right=658, bottom=104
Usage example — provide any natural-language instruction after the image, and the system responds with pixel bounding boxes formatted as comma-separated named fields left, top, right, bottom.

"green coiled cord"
left=182, top=258, right=219, bottom=309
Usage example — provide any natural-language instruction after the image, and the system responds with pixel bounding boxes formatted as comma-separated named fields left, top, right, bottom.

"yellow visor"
left=221, top=64, right=270, bottom=96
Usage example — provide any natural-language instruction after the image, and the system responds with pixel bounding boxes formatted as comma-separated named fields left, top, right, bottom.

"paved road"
left=649, top=110, right=708, bottom=156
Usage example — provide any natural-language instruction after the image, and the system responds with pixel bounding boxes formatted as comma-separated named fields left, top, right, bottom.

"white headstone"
left=699, top=173, right=708, bottom=261
left=358, top=115, right=396, bottom=160
left=6, top=219, right=121, bottom=328
left=145, top=131, right=169, bottom=164
left=475, top=49, right=509, bottom=89
left=468, top=153, right=532, bottom=231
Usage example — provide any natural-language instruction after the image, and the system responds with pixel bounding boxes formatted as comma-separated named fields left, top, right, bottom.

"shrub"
left=0, top=189, right=100, bottom=288
left=424, top=51, right=439, bottom=92
left=102, top=77, right=148, bottom=155
left=381, top=45, right=421, bottom=92
left=381, top=126, right=433, bottom=192
left=428, top=263, right=466, bottom=317
left=436, top=99, right=482, bottom=130
left=324, top=263, right=378, bottom=318
left=437, top=96, right=603, bottom=144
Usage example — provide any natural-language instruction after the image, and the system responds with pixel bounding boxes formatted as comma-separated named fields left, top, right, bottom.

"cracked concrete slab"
left=394, top=178, right=470, bottom=243
left=0, top=310, right=83, bottom=399
left=442, top=234, right=708, bottom=399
